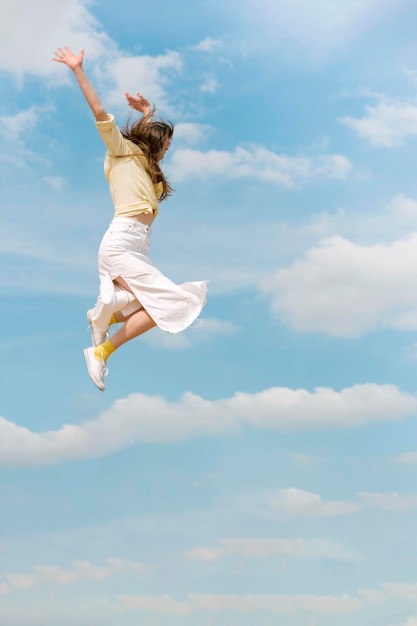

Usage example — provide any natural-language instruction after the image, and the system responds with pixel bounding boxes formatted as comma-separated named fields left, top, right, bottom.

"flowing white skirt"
left=96, top=217, right=207, bottom=333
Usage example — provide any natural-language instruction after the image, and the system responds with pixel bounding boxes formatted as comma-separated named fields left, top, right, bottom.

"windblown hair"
left=121, top=112, right=174, bottom=200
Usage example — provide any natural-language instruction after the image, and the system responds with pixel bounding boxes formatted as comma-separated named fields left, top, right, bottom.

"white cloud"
left=0, top=383, right=414, bottom=467
left=71, top=561, right=110, bottom=581
left=170, top=147, right=351, bottom=187
left=200, top=76, right=220, bottom=93
left=404, top=66, right=417, bottom=88
left=357, top=589, right=386, bottom=605
left=114, top=594, right=191, bottom=615
left=2, top=558, right=149, bottom=594
left=240, top=384, right=416, bottom=430
left=41, top=176, right=67, bottom=190
left=192, top=37, right=224, bottom=53
left=0, top=0, right=114, bottom=79
left=0, top=107, right=52, bottom=169
left=6, top=573, right=39, bottom=590
left=259, top=233, right=417, bottom=336
left=382, top=582, right=417, bottom=602
left=0, top=595, right=115, bottom=626
left=264, top=489, right=417, bottom=516
left=173, top=122, right=212, bottom=146
left=340, top=97, right=417, bottom=147
left=101, top=51, right=183, bottom=112
left=289, top=452, right=321, bottom=465
left=0, top=108, right=41, bottom=139
left=0, top=0, right=182, bottom=117
left=266, top=488, right=361, bottom=517
left=105, top=558, right=151, bottom=574
left=183, top=546, right=224, bottom=562
left=393, top=452, right=417, bottom=464
left=190, top=593, right=361, bottom=614
left=114, top=592, right=362, bottom=615
left=358, top=492, right=417, bottom=511
left=0, top=583, right=9, bottom=597
left=387, top=194, right=417, bottom=220
left=32, top=565, right=77, bottom=585
left=184, top=537, right=358, bottom=561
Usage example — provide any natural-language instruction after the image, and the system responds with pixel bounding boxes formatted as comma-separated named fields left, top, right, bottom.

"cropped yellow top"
left=95, top=114, right=162, bottom=218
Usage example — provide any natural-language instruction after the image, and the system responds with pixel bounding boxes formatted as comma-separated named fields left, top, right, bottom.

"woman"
left=53, top=47, right=207, bottom=391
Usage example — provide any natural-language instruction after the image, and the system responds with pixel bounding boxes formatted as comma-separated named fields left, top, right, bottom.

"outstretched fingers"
left=52, top=46, right=84, bottom=67
left=125, top=91, right=151, bottom=113
left=53, top=46, right=68, bottom=62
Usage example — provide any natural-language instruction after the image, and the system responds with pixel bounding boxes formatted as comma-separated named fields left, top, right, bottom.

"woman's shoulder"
left=96, top=116, right=147, bottom=159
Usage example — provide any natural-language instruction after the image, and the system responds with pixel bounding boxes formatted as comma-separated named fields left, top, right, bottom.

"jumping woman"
left=53, top=47, right=207, bottom=391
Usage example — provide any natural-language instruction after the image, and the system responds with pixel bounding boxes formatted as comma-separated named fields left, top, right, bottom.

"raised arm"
left=53, top=47, right=109, bottom=122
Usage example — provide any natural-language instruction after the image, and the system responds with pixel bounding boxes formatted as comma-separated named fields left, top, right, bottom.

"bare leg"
left=110, top=308, right=156, bottom=349
left=114, top=276, right=133, bottom=293
left=113, top=308, right=139, bottom=323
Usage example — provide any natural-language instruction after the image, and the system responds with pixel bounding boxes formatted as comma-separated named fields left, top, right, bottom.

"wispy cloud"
left=358, top=492, right=417, bottom=512
left=183, top=536, right=359, bottom=562
left=170, top=146, right=352, bottom=187
left=199, top=76, right=220, bottom=93
left=114, top=591, right=363, bottom=615
left=0, top=106, right=52, bottom=168
left=226, top=0, right=403, bottom=61
left=41, top=176, right=67, bottom=190
left=289, top=451, right=322, bottom=466
left=2, top=558, right=149, bottom=596
left=144, top=317, right=239, bottom=350
left=191, top=37, right=224, bottom=53
left=172, top=122, right=212, bottom=145
left=392, top=452, right=417, bottom=465
left=265, top=488, right=361, bottom=517
left=385, top=194, right=417, bottom=223
left=114, top=594, right=191, bottom=615
left=340, top=96, right=417, bottom=147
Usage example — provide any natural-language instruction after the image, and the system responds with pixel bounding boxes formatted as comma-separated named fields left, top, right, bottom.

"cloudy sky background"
left=2, top=0, right=417, bottom=624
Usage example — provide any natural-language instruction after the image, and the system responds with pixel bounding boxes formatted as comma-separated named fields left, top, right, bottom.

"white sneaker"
left=87, top=309, right=108, bottom=346
left=84, top=347, right=107, bottom=391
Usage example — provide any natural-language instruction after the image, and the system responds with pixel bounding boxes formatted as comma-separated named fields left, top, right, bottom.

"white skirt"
left=97, top=217, right=207, bottom=333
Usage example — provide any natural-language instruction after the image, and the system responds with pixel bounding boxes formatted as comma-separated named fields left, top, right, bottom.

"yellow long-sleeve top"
left=96, top=114, right=163, bottom=218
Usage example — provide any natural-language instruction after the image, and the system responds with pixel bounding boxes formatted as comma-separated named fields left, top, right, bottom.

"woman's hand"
left=125, top=92, right=152, bottom=117
left=53, top=46, right=84, bottom=71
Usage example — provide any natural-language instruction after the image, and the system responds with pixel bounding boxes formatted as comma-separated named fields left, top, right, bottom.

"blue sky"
left=2, top=0, right=417, bottom=624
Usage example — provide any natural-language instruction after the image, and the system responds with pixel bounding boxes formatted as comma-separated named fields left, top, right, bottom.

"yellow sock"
left=94, top=338, right=116, bottom=362
left=110, top=314, right=118, bottom=325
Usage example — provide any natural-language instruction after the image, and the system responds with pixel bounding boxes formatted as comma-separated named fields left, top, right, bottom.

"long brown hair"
left=121, top=113, right=174, bottom=200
